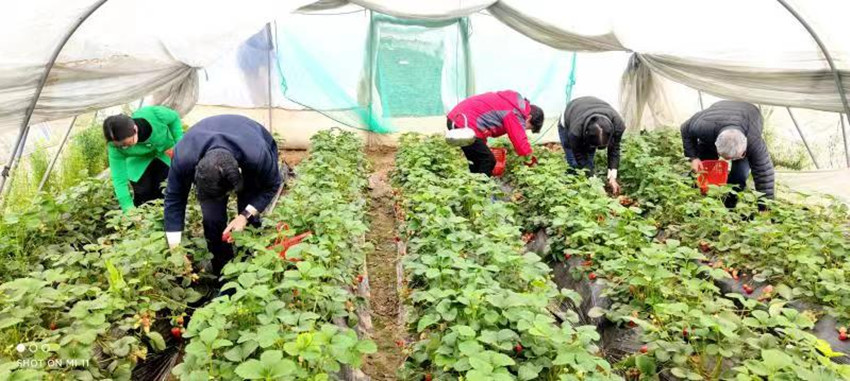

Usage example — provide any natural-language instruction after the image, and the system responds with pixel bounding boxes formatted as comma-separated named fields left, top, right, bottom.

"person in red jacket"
left=447, top=90, right=544, bottom=175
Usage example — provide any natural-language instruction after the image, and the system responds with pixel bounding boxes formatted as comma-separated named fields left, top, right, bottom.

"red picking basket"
left=491, top=147, right=507, bottom=177
left=697, top=159, right=729, bottom=195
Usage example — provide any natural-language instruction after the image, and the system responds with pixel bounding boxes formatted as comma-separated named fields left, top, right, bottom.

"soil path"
left=362, top=148, right=404, bottom=380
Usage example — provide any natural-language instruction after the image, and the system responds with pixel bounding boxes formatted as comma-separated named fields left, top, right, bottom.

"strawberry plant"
left=616, top=132, right=850, bottom=326
left=503, top=137, right=850, bottom=379
left=173, top=130, right=377, bottom=380
left=0, top=178, right=117, bottom=280
left=392, top=134, right=619, bottom=380
left=0, top=200, right=209, bottom=380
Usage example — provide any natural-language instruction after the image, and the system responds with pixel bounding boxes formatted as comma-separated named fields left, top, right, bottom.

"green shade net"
left=275, top=11, right=576, bottom=136
left=275, top=12, right=471, bottom=133
left=373, top=15, right=473, bottom=118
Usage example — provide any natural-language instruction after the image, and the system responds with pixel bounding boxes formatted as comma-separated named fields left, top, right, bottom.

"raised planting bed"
left=391, top=134, right=620, bottom=381
left=173, top=130, right=377, bottom=380
left=617, top=132, right=850, bottom=364
left=504, top=140, right=850, bottom=379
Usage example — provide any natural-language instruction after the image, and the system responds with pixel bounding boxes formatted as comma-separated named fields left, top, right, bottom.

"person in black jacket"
left=680, top=101, right=775, bottom=208
left=558, top=96, right=626, bottom=194
left=163, top=115, right=281, bottom=276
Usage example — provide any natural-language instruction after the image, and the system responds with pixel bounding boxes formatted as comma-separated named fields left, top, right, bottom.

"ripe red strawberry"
left=742, top=284, right=753, bottom=294
left=840, top=332, right=848, bottom=341
left=424, top=373, right=432, bottom=381
left=564, top=252, right=571, bottom=260
left=394, top=236, right=400, bottom=243
left=640, top=345, right=648, bottom=353
left=356, top=274, right=364, bottom=284
left=171, top=327, right=182, bottom=339
left=514, top=343, right=523, bottom=354
left=682, top=327, right=689, bottom=338
left=49, top=322, right=57, bottom=330
left=628, top=320, right=637, bottom=328
left=588, top=272, right=597, bottom=280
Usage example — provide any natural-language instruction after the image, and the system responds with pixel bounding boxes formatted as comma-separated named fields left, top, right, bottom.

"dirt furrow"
left=362, top=148, right=404, bottom=381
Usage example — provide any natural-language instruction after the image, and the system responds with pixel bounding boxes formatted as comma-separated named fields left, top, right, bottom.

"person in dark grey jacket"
left=680, top=101, right=775, bottom=208
left=558, top=96, right=627, bottom=194
left=163, top=115, right=281, bottom=276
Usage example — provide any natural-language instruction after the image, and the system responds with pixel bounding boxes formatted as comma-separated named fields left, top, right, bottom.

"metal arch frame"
left=37, top=116, right=78, bottom=192
left=265, top=22, right=274, bottom=132
left=0, top=0, right=109, bottom=199
left=786, top=107, right=820, bottom=169
left=776, top=0, right=850, bottom=167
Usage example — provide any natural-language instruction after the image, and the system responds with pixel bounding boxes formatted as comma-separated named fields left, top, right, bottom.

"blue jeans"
left=558, top=126, right=595, bottom=171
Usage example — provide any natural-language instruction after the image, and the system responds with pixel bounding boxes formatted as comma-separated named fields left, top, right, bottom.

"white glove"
left=166, top=232, right=182, bottom=248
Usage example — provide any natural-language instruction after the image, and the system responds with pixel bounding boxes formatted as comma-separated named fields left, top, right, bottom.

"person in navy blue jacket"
left=163, top=115, right=281, bottom=276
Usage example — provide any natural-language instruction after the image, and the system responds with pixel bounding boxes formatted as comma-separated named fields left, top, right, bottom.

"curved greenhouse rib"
left=37, top=116, right=78, bottom=192
left=786, top=107, right=820, bottom=169
left=775, top=0, right=850, bottom=167
left=0, top=0, right=109, bottom=199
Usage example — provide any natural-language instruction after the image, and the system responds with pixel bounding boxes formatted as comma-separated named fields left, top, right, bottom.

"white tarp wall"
left=191, top=6, right=630, bottom=148
left=192, top=0, right=850, bottom=201
left=1, top=0, right=848, bottom=198
left=0, top=0, right=314, bottom=162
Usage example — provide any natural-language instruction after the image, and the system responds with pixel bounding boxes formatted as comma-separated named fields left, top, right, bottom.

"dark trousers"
left=558, top=126, right=596, bottom=171
left=696, top=143, right=750, bottom=208
left=131, top=158, right=169, bottom=207
left=447, top=118, right=495, bottom=176
left=200, top=192, right=262, bottom=277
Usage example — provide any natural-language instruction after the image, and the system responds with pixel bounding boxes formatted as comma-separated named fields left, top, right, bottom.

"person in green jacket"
left=102, top=105, right=184, bottom=211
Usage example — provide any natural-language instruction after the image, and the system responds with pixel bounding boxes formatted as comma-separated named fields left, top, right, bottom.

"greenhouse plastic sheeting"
left=621, top=53, right=850, bottom=130
left=197, top=27, right=292, bottom=110
left=4, top=0, right=849, bottom=171
left=5, top=0, right=848, bottom=137
left=300, top=0, right=625, bottom=51
left=622, top=74, right=850, bottom=170
left=273, top=12, right=471, bottom=133
left=264, top=10, right=578, bottom=134
left=0, top=0, right=313, bottom=135
left=295, top=0, right=850, bottom=134
left=306, top=0, right=496, bottom=21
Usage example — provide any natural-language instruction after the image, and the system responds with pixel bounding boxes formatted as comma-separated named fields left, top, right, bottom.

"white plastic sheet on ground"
left=777, top=169, right=850, bottom=205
